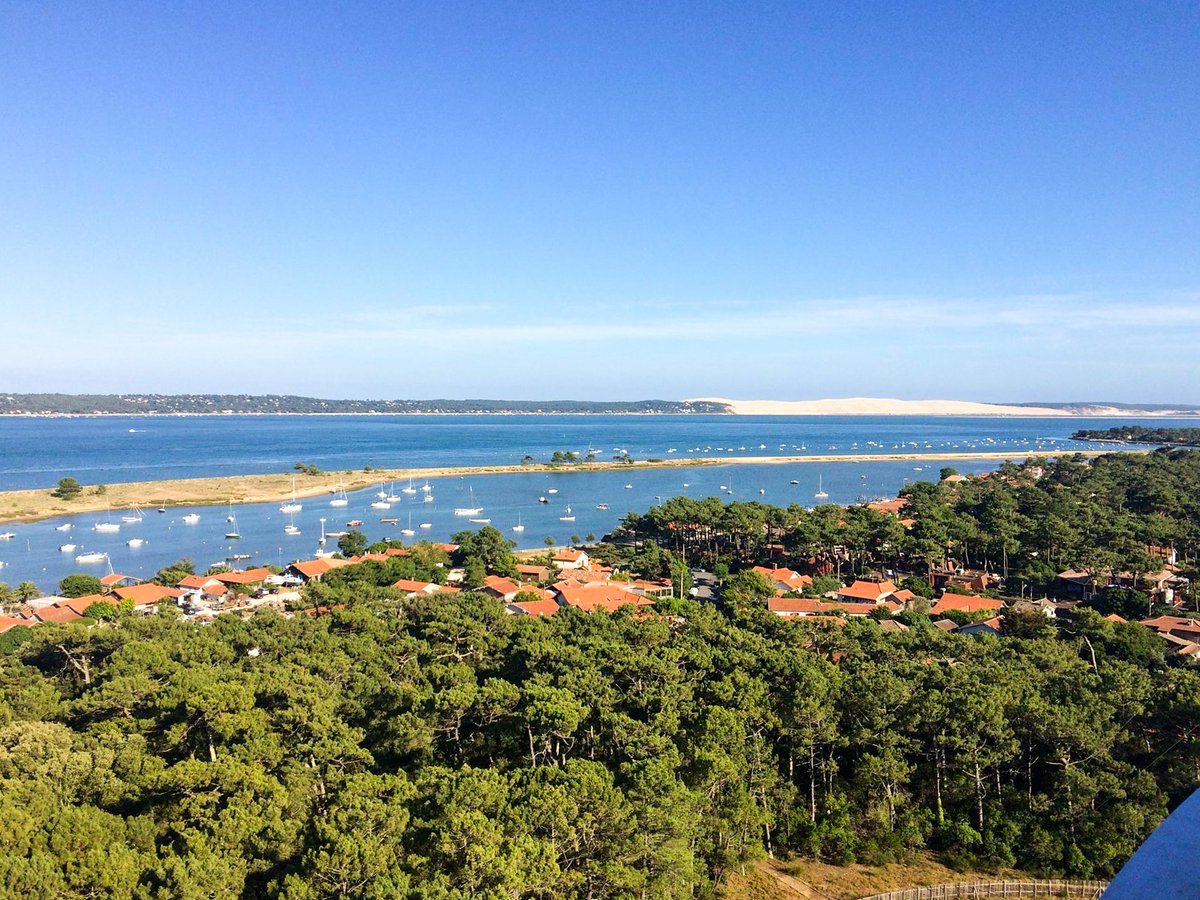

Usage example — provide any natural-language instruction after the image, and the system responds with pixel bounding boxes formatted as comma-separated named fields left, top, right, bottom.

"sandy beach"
left=0, top=449, right=1136, bottom=525
left=687, top=397, right=1200, bottom=417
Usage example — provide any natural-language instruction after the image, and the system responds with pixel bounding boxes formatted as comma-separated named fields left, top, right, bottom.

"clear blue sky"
left=2, top=1, right=1197, bottom=402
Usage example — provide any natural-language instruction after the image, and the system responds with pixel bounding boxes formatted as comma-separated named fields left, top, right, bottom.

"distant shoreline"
left=0, top=449, right=1143, bottom=525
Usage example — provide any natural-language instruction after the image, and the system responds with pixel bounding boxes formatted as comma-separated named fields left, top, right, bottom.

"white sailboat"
left=421, top=482, right=432, bottom=493
left=401, top=513, right=415, bottom=537
left=386, top=482, right=403, bottom=502
left=814, top=475, right=829, bottom=500
left=371, top=498, right=392, bottom=510
left=225, top=514, right=241, bottom=539
left=423, top=493, right=434, bottom=503
left=329, top=486, right=349, bottom=508
left=511, top=514, right=525, bottom=533
left=454, top=486, right=483, bottom=516
left=121, top=505, right=144, bottom=523
left=226, top=500, right=236, bottom=523
left=559, top=500, right=575, bottom=522
left=94, top=503, right=120, bottom=533
left=401, top=478, right=418, bottom=495
left=280, top=476, right=303, bottom=514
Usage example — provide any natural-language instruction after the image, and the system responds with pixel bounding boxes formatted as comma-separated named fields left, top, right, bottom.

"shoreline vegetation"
left=0, top=449, right=1143, bottom=524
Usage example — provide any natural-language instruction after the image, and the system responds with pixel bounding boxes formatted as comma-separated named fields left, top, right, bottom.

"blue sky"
left=1, top=1, right=1197, bottom=402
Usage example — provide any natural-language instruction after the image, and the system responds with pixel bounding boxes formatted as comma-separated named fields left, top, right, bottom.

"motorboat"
left=0, top=532, right=15, bottom=540
left=468, top=517, right=491, bottom=524
left=55, top=523, right=72, bottom=532
left=419, top=522, right=432, bottom=529
left=94, top=522, right=121, bottom=534
left=59, top=543, right=77, bottom=552
left=75, top=551, right=108, bottom=563
left=126, top=538, right=145, bottom=547
left=182, top=513, right=200, bottom=524
left=347, top=520, right=363, bottom=527
left=371, top=500, right=392, bottom=510
left=538, top=496, right=548, bottom=504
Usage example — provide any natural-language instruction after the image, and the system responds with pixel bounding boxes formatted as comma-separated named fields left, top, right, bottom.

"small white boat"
left=624, top=484, right=633, bottom=489
left=421, top=482, right=432, bottom=493
left=401, top=479, right=418, bottom=495
left=548, top=488, right=558, bottom=495
left=423, top=494, right=434, bottom=503
left=371, top=500, right=392, bottom=510
left=121, top=506, right=144, bottom=523
left=814, top=475, right=829, bottom=500
left=126, top=538, right=145, bottom=548
left=75, top=551, right=108, bottom=563
left=182, top=513, right=200, bottom=524
left=468, top=517, right=491, bottom=524
left=284, top=526, right=301, bottom=536
left=560, top=503, right=575, bottom=522
left=512, top=514, right=525, bottom=533
left=225, top=514, right=241, bottom=539
left=315, top=550, right=337, bottom=559
left=419, top=522, right=432, bottom=529
left=59, top=543, right=77, bottom=552
left=0, top=532, right=15, bottom=540
left=329, top=487, right=349, bottom=508
left=94, top=522, right=121, bottom=534
left=401, top=514, right=416, bottom=536
left=538, top=496, right=548, bottom=504
left=55, top=523, right=72, bottom=532
left=595, top=503, right=608, bottom=510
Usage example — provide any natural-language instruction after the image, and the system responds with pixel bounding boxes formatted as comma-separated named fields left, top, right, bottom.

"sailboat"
left=225, top=514, right=241, bottom=539
left=454, top=486, right=483, bottom=516
left=386, top=482, right=403, bottom=502
left=329, top=486, right=349, bottom=508
left=511, top=514, right=525, bottom=533
left=280, top=476, right=303, bottom=514
left=401, top=513, right=415, bottom=537
left=121, top=505, right=144, bottom=523
left=423, top=493, right=434, bottom=503
left=814, top=475, right=829, bottom=500
left=421, top=482, right=432, bottom=493
left=371, top=484, right=392, bottom=510
left=401, top=478, right=418, bottom=495
left=226, top=500, right=236, bottom=523
left=559, top=500, right=575, bottom=522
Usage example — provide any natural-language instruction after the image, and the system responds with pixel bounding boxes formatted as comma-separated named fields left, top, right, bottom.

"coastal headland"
left=0, top=449, right=1142, bottom=524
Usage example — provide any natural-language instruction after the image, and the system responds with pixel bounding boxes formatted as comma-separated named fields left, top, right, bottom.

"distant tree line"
left=0, top=393, right=730, bottom=415
left=1073, top=427, right=1200, bottom=446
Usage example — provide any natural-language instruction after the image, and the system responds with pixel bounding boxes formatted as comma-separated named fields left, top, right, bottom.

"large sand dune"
left=689, top=397, right=1072, bottom=416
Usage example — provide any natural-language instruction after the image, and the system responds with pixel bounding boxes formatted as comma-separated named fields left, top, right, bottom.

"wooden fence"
left=855, top=880, right=1109, bottom=900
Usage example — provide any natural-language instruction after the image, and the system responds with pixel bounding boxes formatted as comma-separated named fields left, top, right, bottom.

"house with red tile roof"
left=551, top=549, right=590, bottom=570
left=480, top=575, right=524, bottom=601
left=835, top=579, right=898, bottom=605
left=958, top=616, right=1004, bottom=638
left=752, top=567, right=813, bottom=594
left=287, top=559, right=335, bottom=582
left=506, top=597, right=561, bottom=617
left=212, top=567, right=273, bottom=586
left=930, top=593, right=1006, bottom=616
left=556, top=582, right=653, bottom=613
left=34, top=605, right=84, bottom=625
left=99, top=573, right=139, bottom=589
left=1140, top=615, right=1200, bottom=644
left=390, top=579, right=459, bottom=597
left=112, top=583, right=185, bottom=608
left=515, top=564, right=552, bottom=583
left=866, top=498, right=909, bottom=515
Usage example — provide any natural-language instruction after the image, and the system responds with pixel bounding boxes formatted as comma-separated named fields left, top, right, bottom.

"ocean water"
left=0, top=414, right=1186, bottom=590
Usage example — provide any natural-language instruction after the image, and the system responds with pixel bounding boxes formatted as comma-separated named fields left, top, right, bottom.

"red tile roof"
left=557, top=583, right=653, bottom=613
left=213, top=567, right=272, bottom=585
left=930, top=594, right=1005, bottom=615
left=99, top=573, right=136, bottom=587
left=0, top=615, right=35, bottom=633
left=508, top=598, right=561, bottom=617
left=837, top=580, right=898, bottom=602
left=112, top=584, right=185, bottom=606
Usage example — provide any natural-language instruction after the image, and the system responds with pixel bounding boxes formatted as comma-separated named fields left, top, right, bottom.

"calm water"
left=0, top=414, right=1185, bottom=590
